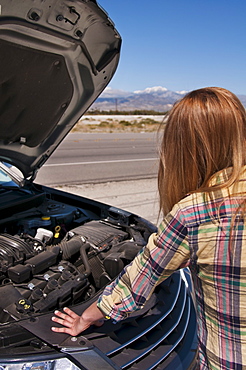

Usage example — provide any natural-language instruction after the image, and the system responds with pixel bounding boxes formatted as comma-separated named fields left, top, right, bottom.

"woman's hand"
left=51, top=302, right=105, bottom=336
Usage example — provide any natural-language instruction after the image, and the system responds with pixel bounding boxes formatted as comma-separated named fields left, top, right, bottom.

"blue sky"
left=98, top=0, right=246, bottom=95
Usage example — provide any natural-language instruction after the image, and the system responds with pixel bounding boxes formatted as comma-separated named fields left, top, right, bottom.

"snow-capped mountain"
left=89, top=86, right=187, bottom=112
left=89, top=86, right=246, bottom=112
left=237, top=94, right=246, bottom=107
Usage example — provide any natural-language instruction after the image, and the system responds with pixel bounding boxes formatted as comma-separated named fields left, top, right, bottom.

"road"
left=36, top=132, right=159, bottom=186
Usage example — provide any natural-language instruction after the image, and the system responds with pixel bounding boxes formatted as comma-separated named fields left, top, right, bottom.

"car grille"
left=85, top=270, right=198, bottom=370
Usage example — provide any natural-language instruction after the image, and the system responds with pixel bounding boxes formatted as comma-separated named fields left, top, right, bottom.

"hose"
left=48, top=237, right=92, bottom=279
left=79, top=242, right=91, bottom=278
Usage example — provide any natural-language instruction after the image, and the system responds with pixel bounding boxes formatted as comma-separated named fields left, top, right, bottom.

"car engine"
left=0, top=191, right=151, bottom=324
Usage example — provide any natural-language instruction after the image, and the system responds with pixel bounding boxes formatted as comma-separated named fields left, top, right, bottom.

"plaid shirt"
left=98, top=168, right=246, bottom=369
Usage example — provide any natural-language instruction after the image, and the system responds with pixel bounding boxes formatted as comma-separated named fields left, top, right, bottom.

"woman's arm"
left=51, top=204, right=189, bottom=335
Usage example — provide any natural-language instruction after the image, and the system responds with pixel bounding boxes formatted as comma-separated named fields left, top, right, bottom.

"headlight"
left=0, top=358, right=81, bottom=370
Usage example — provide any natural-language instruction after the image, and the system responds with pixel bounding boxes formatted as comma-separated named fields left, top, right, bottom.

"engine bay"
left=0, top=185, right=154, bottom=325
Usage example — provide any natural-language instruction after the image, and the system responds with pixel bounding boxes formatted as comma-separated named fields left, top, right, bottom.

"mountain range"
left=89, top=86, right=246, bottom=112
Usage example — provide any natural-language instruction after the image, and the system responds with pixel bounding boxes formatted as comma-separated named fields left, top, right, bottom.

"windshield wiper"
left=0, top=162, right=25, bottom=187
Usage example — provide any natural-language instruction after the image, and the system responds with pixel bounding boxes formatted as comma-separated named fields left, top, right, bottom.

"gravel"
left=56, top=178, right=160, bottom=226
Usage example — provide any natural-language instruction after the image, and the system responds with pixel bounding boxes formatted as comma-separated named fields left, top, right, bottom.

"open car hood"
left=0, top=0, right=121, bottom=180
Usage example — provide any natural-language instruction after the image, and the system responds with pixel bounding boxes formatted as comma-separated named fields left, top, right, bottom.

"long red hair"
left=158, top=87, right=246, bottom=215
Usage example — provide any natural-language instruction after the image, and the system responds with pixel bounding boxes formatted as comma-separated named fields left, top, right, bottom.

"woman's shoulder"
left=172, top=191, right=219, bottom=227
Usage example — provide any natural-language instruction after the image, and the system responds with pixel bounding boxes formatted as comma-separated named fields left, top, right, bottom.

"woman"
left=52, top=87, right=246, bottom=369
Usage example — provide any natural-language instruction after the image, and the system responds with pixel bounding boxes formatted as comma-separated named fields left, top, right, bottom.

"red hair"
left=158, top=87, right=246, bottom=215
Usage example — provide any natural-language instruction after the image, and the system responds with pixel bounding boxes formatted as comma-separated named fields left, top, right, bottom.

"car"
left=0, top=0, right=198, bottom=369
